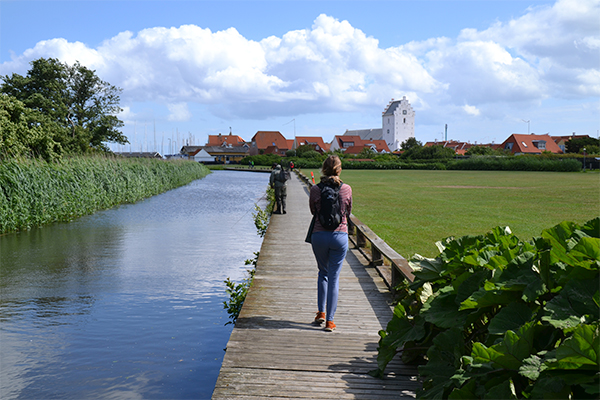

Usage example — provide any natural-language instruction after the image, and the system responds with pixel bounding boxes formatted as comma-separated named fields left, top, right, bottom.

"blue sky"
left=1, top=0, right=598, bottom=153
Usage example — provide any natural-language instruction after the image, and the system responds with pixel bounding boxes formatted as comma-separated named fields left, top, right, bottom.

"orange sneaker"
left=324, top=320, right=336, bottom=332
left=314, top=312, right=325, bottom=324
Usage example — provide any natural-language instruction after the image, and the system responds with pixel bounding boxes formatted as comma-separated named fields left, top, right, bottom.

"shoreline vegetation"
left=0, top=156, right=210, bottom=234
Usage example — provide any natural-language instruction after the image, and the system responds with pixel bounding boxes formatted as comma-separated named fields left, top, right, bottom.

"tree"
left=1, top=57, right=127, bottom=154
left=400, top=137, right=422, bottom=151
left=465, top=145, right=494, bottom=156
left=400, top=137, right=424, bottom=159
left=418, top=145, right=455, bottom=159
left=357, top=146, right=377, bottom=159
left=565, top=137, right=600, bottom=154
left=0, top=94, right=63, bottom=160
left=65, top=61, right=125, bottom=151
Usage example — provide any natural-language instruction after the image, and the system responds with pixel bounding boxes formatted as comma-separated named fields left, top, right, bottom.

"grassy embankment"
left=0, top=156, right=210, bottom=234
left=302, top=169, right=599, bottom=258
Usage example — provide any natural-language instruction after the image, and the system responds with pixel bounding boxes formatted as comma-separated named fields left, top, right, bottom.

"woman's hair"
left=320, top=155, right=342, bottom=185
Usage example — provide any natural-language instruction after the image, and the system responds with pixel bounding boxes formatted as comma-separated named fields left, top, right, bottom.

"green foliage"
left=0, top=94, right=64, bottom=161
left=225, top=184, right=275, bottom=323
left=252, top=186, right=275, bottom=237
left=240, top=153, right=282, bottom=167
left=401, top=137, right=423, bottom=151
left=1, top=57, right=126, bottom=157
left=223, top=256, right=257, bottom=325
left=466, top=145, right=494, bottom=156
left=0, top=156, right=210, bottom=234
left=447, top=156, right=581, bottom=172
left=370, top=218, right=600, bottom=399
left=566, top=137, right=600, bottom=154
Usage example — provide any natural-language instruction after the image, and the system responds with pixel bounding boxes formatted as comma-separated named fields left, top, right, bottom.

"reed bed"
left=0, top=156, right=210, bottom=234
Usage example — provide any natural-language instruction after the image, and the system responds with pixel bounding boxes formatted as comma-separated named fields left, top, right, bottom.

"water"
left=0, top=170, right=269, bottom=399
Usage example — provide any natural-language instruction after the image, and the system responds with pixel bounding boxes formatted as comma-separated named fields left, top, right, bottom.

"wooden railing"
left=296, top=170, right=414, bottom=288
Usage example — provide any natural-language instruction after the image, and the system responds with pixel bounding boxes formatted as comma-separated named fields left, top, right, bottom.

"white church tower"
left=382, top=96, right=415, bottom=151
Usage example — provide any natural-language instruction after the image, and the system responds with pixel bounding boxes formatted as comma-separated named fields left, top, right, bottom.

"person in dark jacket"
left=269, top=163, right=287, bottom=214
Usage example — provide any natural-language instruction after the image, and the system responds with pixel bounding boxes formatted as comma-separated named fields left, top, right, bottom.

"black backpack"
left=278, top=167, right=291, bottom=182
left=317, top=182, right=343, bottom=230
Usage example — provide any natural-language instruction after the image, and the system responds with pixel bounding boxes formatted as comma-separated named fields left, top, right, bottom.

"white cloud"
left=167, top=102, right=191, bottom=122
left=0, top=1, right=597, bottom=129
left=457, top=0, right=600, bottom=94
left=463, top=105, right=481, bottom=116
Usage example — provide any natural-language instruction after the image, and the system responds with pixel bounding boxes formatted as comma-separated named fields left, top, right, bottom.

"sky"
left=1, top=0, right=599, bottom=153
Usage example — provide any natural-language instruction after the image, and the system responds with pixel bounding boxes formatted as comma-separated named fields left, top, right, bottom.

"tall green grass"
left=0, top=156, right=210, bottom=234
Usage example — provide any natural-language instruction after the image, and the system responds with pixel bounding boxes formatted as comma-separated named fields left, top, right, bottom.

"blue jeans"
left=311, top=231, right=349, bottom=322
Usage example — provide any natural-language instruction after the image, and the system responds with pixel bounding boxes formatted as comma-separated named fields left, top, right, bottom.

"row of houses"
left=181, top=130, right=395, bottom=163
left=180, top=130, right=589, bottom=164
left=425, top=133, right=591, bottom=156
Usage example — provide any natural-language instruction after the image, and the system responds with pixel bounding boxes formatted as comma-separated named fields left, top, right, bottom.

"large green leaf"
left=489, top=302, right=533, bottom=335
left=455, top=270, right=491, bottom=304
left=541, top=221, right=583, bottom=268
left=460, top=287, right=521, bottom=310
left=519, top=354, right=545, bottom=380
left=553, top=324, right=599, bottom=369
left=411, top=255, right=445, bottom=282
left=543, top=279, right=600, bottom=329
left=422, top=287, right=470, bottom=328
left=569, top=236, right=600, bottom=263
left=530, top=377, right=571, bottom=399
left=419, top=329, right=465, bottom=399
left=581, top=217, right=600, bottom=239
left=472, top=322, right=535, bottom=370
left=484, top=379, right=517, bottom=399
left=370, top=303, right=428, bottom=378
left=448, top=380, right=478, bottom=399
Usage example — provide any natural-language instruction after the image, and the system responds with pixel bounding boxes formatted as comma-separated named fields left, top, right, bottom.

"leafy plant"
left=370, top=218, right=600, bottom=399
left=252, top=186, right=274, bottom=237
left=223, top=252, right=258, bottom=325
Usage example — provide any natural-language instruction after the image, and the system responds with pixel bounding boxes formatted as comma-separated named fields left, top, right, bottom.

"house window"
left=387, top=129, right=390, bottom=134
left=522, top=142, right=528, bottom=148
left=505, top=143, right=513, bottom=150
left=343, top=142, right=354, bottom=148
left=403, top=110, right=407, bottom=115
left=403, top=118, right=406, bottom=123
left=533, top=140, right=546, bottom=149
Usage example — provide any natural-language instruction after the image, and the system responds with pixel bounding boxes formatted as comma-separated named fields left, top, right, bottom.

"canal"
left=0, top=170, right=269, bottom=399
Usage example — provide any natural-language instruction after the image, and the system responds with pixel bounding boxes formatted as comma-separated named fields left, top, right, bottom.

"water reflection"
left=0, top=170, right=269, bottom=399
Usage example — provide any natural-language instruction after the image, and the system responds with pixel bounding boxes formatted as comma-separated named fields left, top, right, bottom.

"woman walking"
left=309, top=155, right=352, bottom=332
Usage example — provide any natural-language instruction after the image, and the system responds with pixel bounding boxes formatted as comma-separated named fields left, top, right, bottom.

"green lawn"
left=302, top=169, right=599, bottom=258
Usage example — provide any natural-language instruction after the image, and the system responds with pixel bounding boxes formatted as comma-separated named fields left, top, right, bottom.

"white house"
left=382, top=96, right=415, bottom=151
left=343, top=97, right=415, bottom=151
left=194, top=149, right=215, bottom=163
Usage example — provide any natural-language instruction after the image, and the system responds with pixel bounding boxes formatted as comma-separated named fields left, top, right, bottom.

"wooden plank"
left=212, top=173, right=418, bottom=399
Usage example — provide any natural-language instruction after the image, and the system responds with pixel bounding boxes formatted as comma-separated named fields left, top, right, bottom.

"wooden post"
left=371, top=246, right=384, bottom=267
left=356, top=229, right=367, bottom=248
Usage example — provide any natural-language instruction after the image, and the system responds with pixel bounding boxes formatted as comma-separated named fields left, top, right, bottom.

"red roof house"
left=249, top=131, right=291, bottom=155
left=500, top=134, right=563, bottom=155
left=330, top=135, right=391, bottom=154
left=207, top=133, right=246, bottom=146
left=293, top=136, right=331, bottom=153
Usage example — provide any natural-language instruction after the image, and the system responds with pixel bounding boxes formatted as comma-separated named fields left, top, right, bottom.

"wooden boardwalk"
left=212, top=173, right=419, bottom=399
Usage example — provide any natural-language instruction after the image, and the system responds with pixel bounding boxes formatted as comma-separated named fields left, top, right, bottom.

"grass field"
left=301, top=169, right=599, bottom=258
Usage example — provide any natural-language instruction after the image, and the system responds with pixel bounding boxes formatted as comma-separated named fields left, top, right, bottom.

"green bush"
left=447, top=156, right=581, bottom=172
left=0, top=156, right=210, bottom=233
left=240, top=154, right=282, bottom=167
left=371, top=218, right=599, bottom=399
